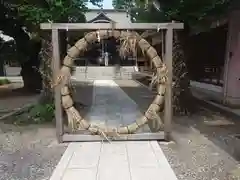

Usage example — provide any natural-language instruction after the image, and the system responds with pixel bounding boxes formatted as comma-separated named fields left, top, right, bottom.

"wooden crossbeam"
left=62, top=132, right=165, bottom=142
left=40, top=22, right=184, bottom=30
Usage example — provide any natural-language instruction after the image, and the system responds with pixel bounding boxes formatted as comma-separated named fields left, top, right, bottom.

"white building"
left=85, top=9, right=131, bottom=23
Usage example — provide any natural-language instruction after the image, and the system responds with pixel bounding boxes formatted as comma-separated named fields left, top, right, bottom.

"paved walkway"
left=49, top=80, right=178, bottom=180
left=86, top=80, right=150, bottom=132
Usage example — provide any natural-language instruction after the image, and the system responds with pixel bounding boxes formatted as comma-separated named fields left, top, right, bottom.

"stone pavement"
left=85, top=80, right=150, bottom=132
left=50, top=141, right=177, bottom=180
left=49, top=80, right=178, bottom=180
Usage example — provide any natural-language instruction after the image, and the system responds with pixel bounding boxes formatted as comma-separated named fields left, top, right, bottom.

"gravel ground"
left=1, top=79, right=240, bottom=180
left=0, top=81, right=63, bottom=180
left=161, top=115, right=239, bottom=180
left=0, top=82, right=39, bottom=113
left=0, top=123, right=67, bottom=180
left=116, top=79, right=240, bottom=180
left=0, top=80, right=93, bottom=180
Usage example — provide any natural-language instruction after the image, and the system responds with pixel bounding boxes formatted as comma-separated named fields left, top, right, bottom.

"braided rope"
left=54, top=30, right=168, bottom=138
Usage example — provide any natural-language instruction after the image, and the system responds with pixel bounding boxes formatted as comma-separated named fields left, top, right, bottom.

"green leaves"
left=4, top=0, right=103, bottom=30
left=113, top=0, right=232, bottom=31
left=28, top=103, right=55, bottom=123
left=112, top=0, right=127, bottom=9
left=0, top=78, right=11, bottom=85
left=18, top=5, right=51, bottom=25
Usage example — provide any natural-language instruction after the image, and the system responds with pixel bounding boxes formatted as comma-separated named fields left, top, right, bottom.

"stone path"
left=50, top=141, right=177, bottom=180
left=49, top=80, right=177, bottom=180
left=86, top=80, right=150, bottom=132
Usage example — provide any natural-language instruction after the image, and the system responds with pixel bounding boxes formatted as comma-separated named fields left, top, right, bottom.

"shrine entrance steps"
left=72, top=66, right=143, bottom=80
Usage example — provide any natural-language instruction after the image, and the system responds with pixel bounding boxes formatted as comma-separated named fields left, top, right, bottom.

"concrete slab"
left=49, top=141, right=178, bottom=180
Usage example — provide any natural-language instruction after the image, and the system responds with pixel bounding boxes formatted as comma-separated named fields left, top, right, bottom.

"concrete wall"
left=223, top=10, right=240, bottom=106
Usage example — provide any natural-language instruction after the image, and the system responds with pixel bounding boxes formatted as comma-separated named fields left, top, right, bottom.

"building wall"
left=223, top=10, right=240, bottom=106
left=85, top=10, right=131, bottom=23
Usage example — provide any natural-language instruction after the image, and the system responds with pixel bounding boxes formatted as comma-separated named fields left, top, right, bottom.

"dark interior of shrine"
left=75, top=36, right=136, bottom=66
left=187, top=24, right=228, bottom=86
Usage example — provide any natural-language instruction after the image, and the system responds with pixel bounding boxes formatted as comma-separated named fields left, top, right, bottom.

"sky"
left=87, top=0, right=113, bottom=9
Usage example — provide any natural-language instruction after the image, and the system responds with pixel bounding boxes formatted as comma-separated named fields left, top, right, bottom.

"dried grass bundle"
left=50, top=30, right=168, bottom=138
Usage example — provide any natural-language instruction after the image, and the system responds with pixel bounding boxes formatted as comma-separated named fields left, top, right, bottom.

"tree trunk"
left=0, top=60, right=5, bottom=76
left=20, top=39, right=42, bottom=93
left=20, top=65, right=42, bottom=93
left=172, top=29, right=196, bottom=115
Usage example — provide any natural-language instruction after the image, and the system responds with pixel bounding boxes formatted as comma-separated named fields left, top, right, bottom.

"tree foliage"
left=113, top=0, right=234, bottom=31
left=0, top=0, right=103, bottom=94
left=1, top=0, right=103, bottom=32
left=113, top=0, right=234, bottom=115
left=18, top=0, right=101, bottom=26
left=0, top=0, right=104, bottom=62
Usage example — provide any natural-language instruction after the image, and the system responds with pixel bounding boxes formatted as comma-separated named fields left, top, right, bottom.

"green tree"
left=112, top=0, right=127, bottom=9
left=113, top=0, right=234, bottom=114
left=0, top=0, right=103, bottom=93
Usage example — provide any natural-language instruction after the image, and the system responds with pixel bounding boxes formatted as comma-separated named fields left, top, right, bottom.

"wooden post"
left=52, top=29, right=63, bottom=143
left=164, top=27, right=173, bottom=141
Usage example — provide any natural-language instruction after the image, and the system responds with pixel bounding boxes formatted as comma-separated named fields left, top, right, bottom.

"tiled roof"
left=87, top=12, right=113, bottom=23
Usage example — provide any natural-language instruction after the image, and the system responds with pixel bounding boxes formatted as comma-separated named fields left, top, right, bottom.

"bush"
left=28, top=103, right=55, bottom=123
left=10, top=103, right=55, bottom=125
left=0, top=79, right=11, bottom=85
